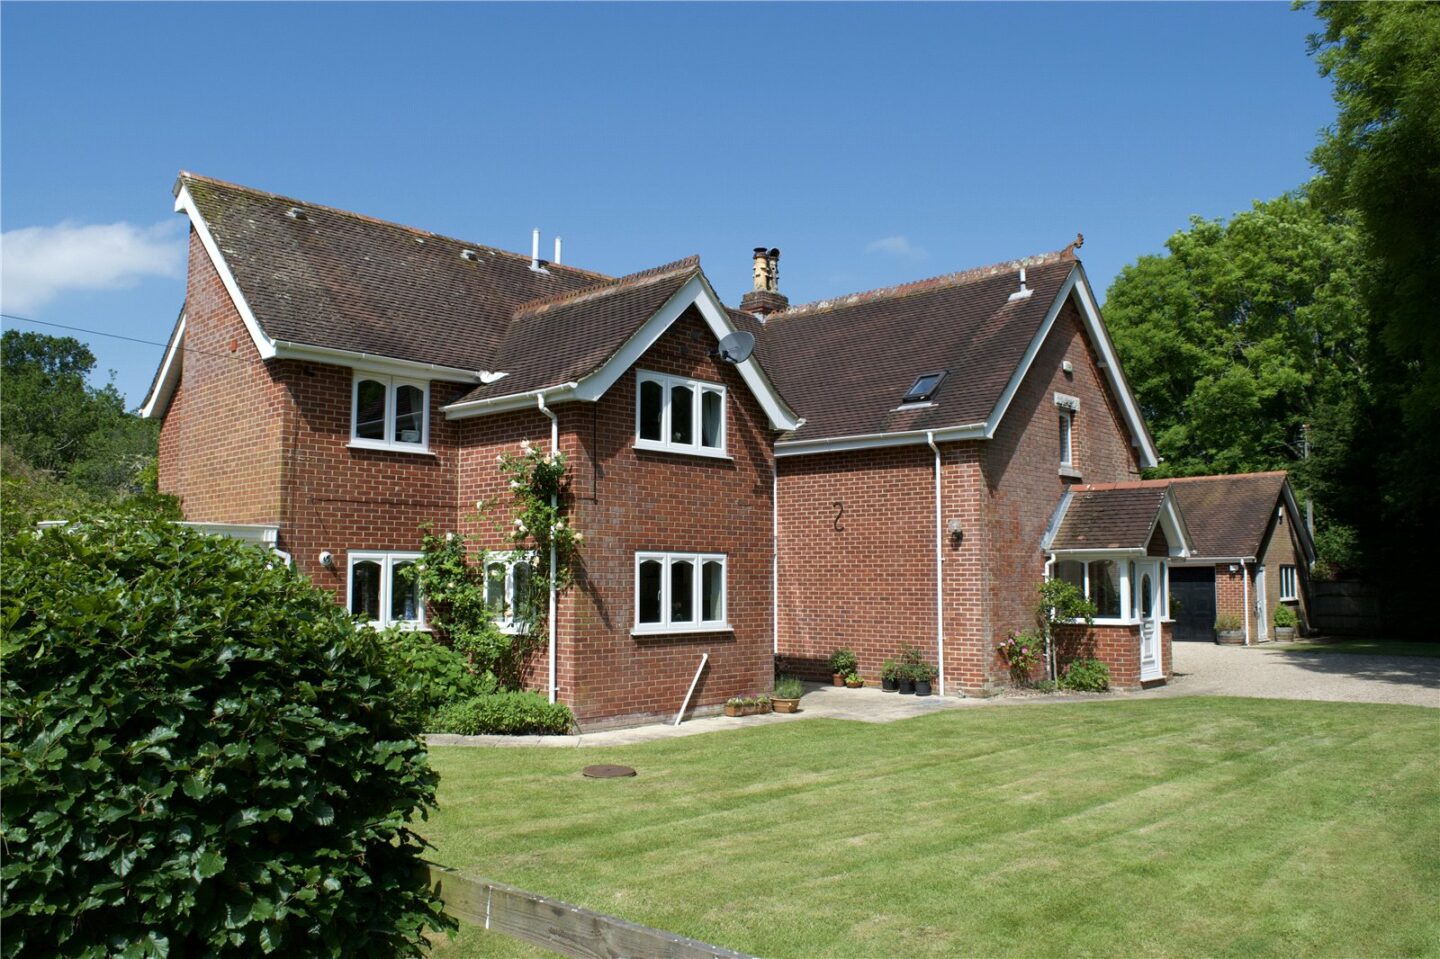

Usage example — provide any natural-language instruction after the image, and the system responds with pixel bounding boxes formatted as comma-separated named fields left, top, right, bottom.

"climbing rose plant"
left=404, top=439, right=582, bottom=688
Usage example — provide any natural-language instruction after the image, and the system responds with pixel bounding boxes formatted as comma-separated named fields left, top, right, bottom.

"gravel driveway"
left=1156, top=641, right=1440, bottom=708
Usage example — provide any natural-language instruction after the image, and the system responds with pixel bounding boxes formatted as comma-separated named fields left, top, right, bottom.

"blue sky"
left=2, top=2, right=1336, bottom=405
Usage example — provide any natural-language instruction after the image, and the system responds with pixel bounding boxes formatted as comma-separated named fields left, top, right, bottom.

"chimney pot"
left=741, top=245, right=789, bottom=318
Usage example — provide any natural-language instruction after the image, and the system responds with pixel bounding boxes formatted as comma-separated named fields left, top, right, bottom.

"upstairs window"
left=1055, top=393, right=1079, bottom=473
left=485, top=552, right=536, bottom=634
left=348, top=551, right=423, bottom=629
left=635, top=552, right=728, bottom=633
left=635, top=371, right=726, bottom=456
left=901, top=370, right=948, bottom=406
left=352, top=373, right=429, bottom=452
left=1279, top=564, right=1298, bottom=601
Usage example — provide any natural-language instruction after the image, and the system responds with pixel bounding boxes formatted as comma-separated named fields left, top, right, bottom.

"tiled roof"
left=1049, top=485, right=1169, bottom=551
left=1167, top=472, right=1288, bottom=558
left=179, top=173, right=607, bottom=373
left=761, top=253, right=1076, bottom=442
left=452, top=259, right=701, bottom=404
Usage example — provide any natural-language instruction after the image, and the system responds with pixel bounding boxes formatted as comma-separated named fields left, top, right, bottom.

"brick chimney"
left=740, top=246, right=788, bottom=318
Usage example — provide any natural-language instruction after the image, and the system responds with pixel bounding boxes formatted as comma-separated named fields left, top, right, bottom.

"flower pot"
left=756, top=702, right=772, bottom=714
left=724, top=704, right=742, bottom=717
left=832, top=672, right=846, bottom=686
left=898, top=678, right=915, bottom=695
left=881, top=676, right=898, bottom=692
left=741, top=704, right=756, bottom=716
left=1216, top=629, right=1245, bottom=646
left=772, top=697, right=799, bottom=714
left=845, top=678, right=863, bottom=689
left=1273, top=626, right=1296, bottom=643
left=915, top=679, right=932, bottom=697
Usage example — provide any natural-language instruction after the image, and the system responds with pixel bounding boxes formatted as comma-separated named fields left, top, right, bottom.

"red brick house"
left=144, top=173, right=1188, bottom=724
left=1156, top=473, right=1316, bottom=643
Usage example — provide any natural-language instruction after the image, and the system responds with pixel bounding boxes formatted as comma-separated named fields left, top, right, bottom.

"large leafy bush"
left=374, top=626, right=497, bottom=730
left=0, top=518, right=451, bottom=957
left=430, top=692, right=575, bottom=736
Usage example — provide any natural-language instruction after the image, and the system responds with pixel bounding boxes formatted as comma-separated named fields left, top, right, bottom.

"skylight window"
left=902, top=371, right=948, bottom=405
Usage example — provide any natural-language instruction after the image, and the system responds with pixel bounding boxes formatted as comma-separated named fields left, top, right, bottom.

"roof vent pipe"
left=531, top=229, right=541, bottom=271
left=1008, top=266, right=1034, bottom=302
left=554, top=236, right=562, bottom=265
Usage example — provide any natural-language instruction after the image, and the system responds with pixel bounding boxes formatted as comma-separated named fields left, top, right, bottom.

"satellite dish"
left=713, top=330, right=756, bottom=365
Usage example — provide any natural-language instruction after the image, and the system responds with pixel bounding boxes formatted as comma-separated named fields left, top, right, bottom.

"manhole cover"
left=582, top=764, right=637, bottom=779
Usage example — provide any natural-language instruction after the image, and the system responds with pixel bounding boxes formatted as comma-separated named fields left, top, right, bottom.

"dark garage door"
left=1170, top=566, right=1217, bottom=642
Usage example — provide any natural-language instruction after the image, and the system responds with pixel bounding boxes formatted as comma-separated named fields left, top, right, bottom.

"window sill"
left=633, top=440, right=732, bottom=461
left=348, top=440, right=436, bottom=456
left=1058, top=466, right=1083, bottom=480
left=631, top=623, right=733, bottom=637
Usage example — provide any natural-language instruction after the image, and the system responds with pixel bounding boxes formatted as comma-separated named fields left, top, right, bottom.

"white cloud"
left=864, top=235, right=928, bottom=260
left=0, top=220, right=184, bottom=313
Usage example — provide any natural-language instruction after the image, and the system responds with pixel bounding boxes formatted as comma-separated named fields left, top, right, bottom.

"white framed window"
left=1055, top=558, right=1130, bottom=624
left=351, top=373, right=430, bottom=452
left=484, top=551, right=536, bottom=634
left=1055, top=393, right=1079, bottom=472
left=635, top=371, right=727, bottom=457
left=634, top=552, right=728, bottom=634
left=348, top=551, right=424, bottom=629
left=1279, top=564, right=1298, bottom=602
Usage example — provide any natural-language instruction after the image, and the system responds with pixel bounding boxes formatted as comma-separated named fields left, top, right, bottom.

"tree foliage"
left=1104, top=194, right=1369, bottom=479
left=1, top=517, right=452, bottom=957
left=1, top=330, right=159, bottom=498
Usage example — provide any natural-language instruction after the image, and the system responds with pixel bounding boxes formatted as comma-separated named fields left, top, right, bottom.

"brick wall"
left=1053, top=620, right=1171, bottom=689
left=1260, top=504, right=1311, bottom=636
left=157, top=230, right=287, bottom=524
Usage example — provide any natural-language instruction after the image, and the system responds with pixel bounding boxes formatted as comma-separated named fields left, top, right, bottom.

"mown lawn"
left=421, top=697, right=1440, bottom=958
left=1275, top=638, right=1440, bottom=658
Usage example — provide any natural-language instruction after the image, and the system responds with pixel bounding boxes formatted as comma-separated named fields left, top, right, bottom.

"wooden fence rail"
left=420, top=862, right=756, bottom=959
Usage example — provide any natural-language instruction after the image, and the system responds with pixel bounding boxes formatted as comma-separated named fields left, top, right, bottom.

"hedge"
left=430, top=692, right=575, bottom=736
left=0, top=518, right=452, bottom=957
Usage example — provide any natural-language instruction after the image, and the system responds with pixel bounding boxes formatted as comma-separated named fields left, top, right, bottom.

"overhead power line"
left=0, top=312, right=250, bottom=366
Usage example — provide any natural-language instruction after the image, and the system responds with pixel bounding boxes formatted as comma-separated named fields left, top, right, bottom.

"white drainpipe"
left=536, top=395, right=559, bottom=704
left=1240, top=558, right=1251, bottom=647
left=926, top=431, right=946, bottom=696
left=1043, top=554, right=1056, bottom=683
left=772, top=461, right=779, bottom=656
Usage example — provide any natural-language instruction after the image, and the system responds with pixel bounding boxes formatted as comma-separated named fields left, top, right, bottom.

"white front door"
left=1254, top=566, right=1268, bottom=642
left=1138, top=563, right=1163, bottom=682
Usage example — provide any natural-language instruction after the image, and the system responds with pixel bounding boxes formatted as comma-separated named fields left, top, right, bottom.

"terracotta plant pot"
left=724, top=703, right=741, bottom=717
left=832, top=672, right=846, bottom=686
left=755, top=702, right=771, bottom=714
left=845, top=678, right=863, bottom=688
left=741, top=704, right=756, bottom=716
left=772, top=698, right=800, bottom=714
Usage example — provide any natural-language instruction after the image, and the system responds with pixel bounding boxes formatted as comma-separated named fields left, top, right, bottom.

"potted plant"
left=1273, top=605, right=1298, bottom=643
left=1215, top=614, right=1245, bottom=645
left=896, top=663, right=916, bottom=695
left=754, top=694, right=772, bottom=715
left=828, top=648, right=857, bottom=686
left=912, top=662, right=937, bottom=696
left=741, top=696, right=759, bottom=716
left=724, top=697, right=744, bottom=717
left=772, top=676, right=804, bottom=713
left=881, top=659, right=899, bottom=692
left=844, top=672, right=863, bottom=688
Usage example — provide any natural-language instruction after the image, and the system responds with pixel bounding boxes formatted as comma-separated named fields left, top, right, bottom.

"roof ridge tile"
left=177, top=170, right=612, bottom=282
left=767, top=248, right=1075, bottom=322
left=512, top=256, right=700, bottom=318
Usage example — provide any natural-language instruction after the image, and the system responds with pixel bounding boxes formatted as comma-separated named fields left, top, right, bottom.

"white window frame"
left=1056, top=392, right=1079, bottom=474
left=634, top=370, right=728, bottom=458
left=350, top=372, right=431, bottom=453
left=1054, top=556, right=1137, bottom=626
left=484, top=551, right=536, bottom=635
left=1279, top=564, right=1298, bottom=602
left=633, top=551, right=729, bottom=635
left=347, top=550, right=425, bottom=629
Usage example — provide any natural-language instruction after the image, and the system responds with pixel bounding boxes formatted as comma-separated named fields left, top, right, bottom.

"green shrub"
left=1215, top=614, right=1243, bottom=632
left=1060, top=658, right=1111, bottom=692
left=0, top=517, right=451, bottom=957
left=1274, top=605, right=1298, bottom=628
left=827, top=647, right=857, bottom=674
left=375, top=626, right=497, bottom=730
left=773, top=676, right=804, bottom=699
left=881, top=659, right=898, bottom=681
left=430, top=692, right=575, bottom=736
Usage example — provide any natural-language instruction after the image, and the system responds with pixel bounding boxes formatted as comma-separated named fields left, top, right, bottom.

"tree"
left=1104, top=194, right=1369, bottom=480
left=1305, top=1, right=1440, bottom=588
left=1, top=330, right=158, bottom=497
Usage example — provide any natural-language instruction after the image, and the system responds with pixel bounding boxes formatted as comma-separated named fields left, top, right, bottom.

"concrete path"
left=426, top=682, right=973, bottom=748
left=1156, top=641, right=1440, bottom=708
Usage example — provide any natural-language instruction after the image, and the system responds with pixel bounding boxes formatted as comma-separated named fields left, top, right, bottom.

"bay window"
left=351, top=373, right=429, bottom=452
left=635, top=552, right=728, bottom=633
left=348, top=551, right=423, bottom=629
left=1053, top=558, right=1139, bottom=623
left=635, top=371, right=726, bottom=456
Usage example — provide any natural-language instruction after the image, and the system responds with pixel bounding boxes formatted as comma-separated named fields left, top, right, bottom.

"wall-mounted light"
left=319, top=550, right=335, bottom=569
left=1227, top=563, right=1239, bottom=574
left=947, top=519, right=964, bottom=545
